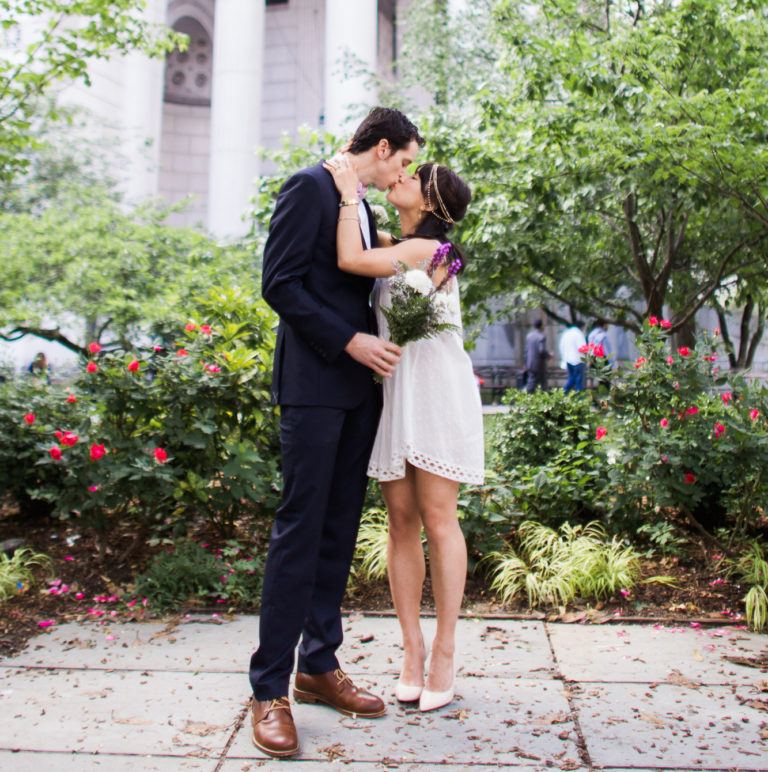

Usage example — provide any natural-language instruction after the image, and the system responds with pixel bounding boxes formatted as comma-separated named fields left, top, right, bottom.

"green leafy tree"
left=0, top=0, right=184, bottom=182
left=0, top=188, right=257, bottom=355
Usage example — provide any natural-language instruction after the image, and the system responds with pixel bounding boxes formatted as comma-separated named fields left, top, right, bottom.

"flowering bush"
left=491, top=389, right=609, bottom=525
left=26, top=287, right=280, bottom=546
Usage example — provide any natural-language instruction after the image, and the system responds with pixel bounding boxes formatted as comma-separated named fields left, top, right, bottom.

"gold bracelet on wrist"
left=339, top=198, right=360, bottom=208
left=338, top=216, right=359, bottom=222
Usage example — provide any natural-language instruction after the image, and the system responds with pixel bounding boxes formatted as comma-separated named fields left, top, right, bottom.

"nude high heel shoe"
left=419, top=652, right=459, bottom=712
left=395, top=644, right=427, bottom=702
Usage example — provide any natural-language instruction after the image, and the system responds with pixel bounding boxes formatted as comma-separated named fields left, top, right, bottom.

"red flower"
left=684, top=472, right=696, bottom=484
left=678, top=346, right=691, bottom=357
left=660, top=454, right=669, bottom=464
left=660, top=319, right=672, bottom=330
left=49, top=446, right=62, bottom=461
left=185, top=323, right=197, bottom=332
left=127, top=360, right=140, bottom=373
left=685, top=406, right=699, bottom=416
left=634, top=356, right=646, bottom=369
left=23, top=412, right=35, bottom=425
left=205, top=364, right=222, bottom=373
left=750, top=408, right=760, bottom=421
left=88, top=342, right=102, bottom=354
left=592, top=344, right=605, bottom=358
left=721, top=391, right=732, bottom=405
left=153, top=447, right=168, bottom=464
left=648, top=316, right=659, bottom=327
left=578, top=344, right=590, bottom=354
left=713, top=422, right=726, bottom=439
left=89, top=443, right=106, bottom=462
left=177, top=349, right=189, bottom=357
left=54, top=430, right=64, bottom=441
left=595, top=426, right=607, bottom=440
left=61, top=431, right=78, bottom=447
left=200, top=324, right=212, bottom=335
left=659, top=418, right=669, bottom=428
left=88, top=485, right=99, bottom=493
left=666, top=356, right=674, bottom=365
left=66, top=394, right=77, bottom=404
left=86, top=361, right=98, bottom=374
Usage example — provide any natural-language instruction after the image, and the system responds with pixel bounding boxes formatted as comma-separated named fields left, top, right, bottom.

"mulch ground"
left=0, top=503, right=758, bottom=661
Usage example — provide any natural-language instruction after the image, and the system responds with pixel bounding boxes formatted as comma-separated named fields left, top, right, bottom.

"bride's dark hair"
left=405, top=163, right=471, bottom=274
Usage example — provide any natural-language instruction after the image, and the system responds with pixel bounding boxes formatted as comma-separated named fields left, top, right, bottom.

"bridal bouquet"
left=382, top=248, right=461, bottom=347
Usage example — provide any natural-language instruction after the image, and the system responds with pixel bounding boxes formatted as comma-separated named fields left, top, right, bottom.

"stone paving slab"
left=574, top=681, right=768, bottom=769
left=549, top=623, right=767, bottom=686
left=0, top=667, right=243, bottom=759
left=1, top=616, right=552, bottom=679
left=0, top=751, right=213, bottom=770
left=226, top=674, right=581, bottom=767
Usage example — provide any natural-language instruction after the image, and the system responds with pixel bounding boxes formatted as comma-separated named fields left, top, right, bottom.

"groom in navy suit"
left=250, top=107, right=423, bottom=758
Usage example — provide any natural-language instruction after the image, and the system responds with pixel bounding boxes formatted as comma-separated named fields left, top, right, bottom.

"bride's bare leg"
left=413, top=467, right=465, bottom=692
left=382, top=467, right=426, bottom=686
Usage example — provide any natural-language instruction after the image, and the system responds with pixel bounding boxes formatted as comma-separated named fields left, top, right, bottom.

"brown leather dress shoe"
left=293, top=668, right=386, bottom=718
left=251, top=697, right=299, bottom=758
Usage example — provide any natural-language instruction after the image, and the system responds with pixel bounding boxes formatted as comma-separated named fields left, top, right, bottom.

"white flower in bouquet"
left=403, top=269, right=433, bottom=296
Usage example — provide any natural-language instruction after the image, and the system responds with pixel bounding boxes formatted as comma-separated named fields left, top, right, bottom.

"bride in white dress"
left=323, top=156, right=484, bottom=712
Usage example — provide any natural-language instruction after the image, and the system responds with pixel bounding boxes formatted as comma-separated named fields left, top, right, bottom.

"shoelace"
left=334, top=668, right=355, bottom=689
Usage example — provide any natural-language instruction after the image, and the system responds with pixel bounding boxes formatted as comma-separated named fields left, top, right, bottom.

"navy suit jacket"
left=261, top=163, right=379, bottom=408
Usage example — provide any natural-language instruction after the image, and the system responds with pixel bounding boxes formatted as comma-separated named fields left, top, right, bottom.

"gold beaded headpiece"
left=424, top=164, right=455, bottom=225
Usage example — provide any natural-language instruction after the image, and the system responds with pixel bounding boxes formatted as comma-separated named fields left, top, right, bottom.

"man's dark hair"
left=348, top=107, right=424, bottom=155
left=534, top=319, right=544, bottom=330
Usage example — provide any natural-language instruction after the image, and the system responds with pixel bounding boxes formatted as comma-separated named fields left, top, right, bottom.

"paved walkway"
left=0, top=614, right=766, bottom=770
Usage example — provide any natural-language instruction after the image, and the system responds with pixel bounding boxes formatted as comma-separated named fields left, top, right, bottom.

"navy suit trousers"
left=249, top=392, right=380, bottom=700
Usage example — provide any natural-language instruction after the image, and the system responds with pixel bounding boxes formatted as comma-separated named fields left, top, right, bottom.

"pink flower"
left=648, top=316, right=659, bottom=327
left=684, top=472, right=696, bottom=484
left=593, top=344, right=605, bottom=358
left=709, top=578, right=724, bottom=587
left=37, top=620, right=55, bottom=628
left=66, top=394, right=77, bottom=404
left=713, top=422, right=726, bottom=439
left=88, top=342, right=102, bottom=354
left=54, top=430, right=63, bottom=441
left=620, top=588, right=631, bottom=598
left=578, top=344, right=590, bottom=354
left=89, top=443, right=106, bottom=462
left=690, top=621, right=701, bottom=629
left=750, top=408, right=760, bottom=421
left=673, top=381, right=680, bottom=390
left=64, top=555, right=74, bottom=562
left=49, top=445, right=62, bottom=461
left=88, top=485, right=99, bottom=492
left=23, top=412, right=35, bottom=425
left=153, top=345, right=163, bottom=352
left=666, top=356, right=674, bottom=365
left=177, top=348, right=189, bottom=357
left=660, top=454, right=669, bottom=463
left=721, top=391, right=732, bottom=405
left=126, top=599, right=138, bottom=608
left=660, top=319, right=672, bottom=330
left=127, top=360, right=140, bottom=373
left=86, top=361, right=98, bottom=374
left=634, top=356, right=646, bottom=369
left=75, top=592, right=85, bottom=600
left=660, top=418, right=669, bottom=428
left=678, top=346, right=691, bottom=357
left=153, top=447, right=168, bottom=464
left=185, top=322, right=197, bottom=332
left=200, top=324, right=212, bottom=335
left=205, top=364, right=221, bottom=373
left=713, top=327, right=721, bottom=336
left=685, top=406, right=699, bottom=416
left=61, top=431, right=78, bottom=447
left=595, top=426, right=607, bottom=440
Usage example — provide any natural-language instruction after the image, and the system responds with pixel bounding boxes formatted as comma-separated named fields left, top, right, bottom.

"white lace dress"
left=367, top=276, right=485, bottom=484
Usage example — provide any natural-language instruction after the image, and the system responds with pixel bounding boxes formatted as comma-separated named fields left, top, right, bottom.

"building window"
left=164, top=16, right=212, bottom=107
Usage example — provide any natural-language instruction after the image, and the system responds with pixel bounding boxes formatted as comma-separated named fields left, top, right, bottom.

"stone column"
left=324, top=0, right=378, bottom=136
left=121, top=0, right=166, bottom=203
left=207, top=0, right=265, bottom=238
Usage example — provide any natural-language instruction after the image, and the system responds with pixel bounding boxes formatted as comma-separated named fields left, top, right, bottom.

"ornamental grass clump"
left=728, top=541, right=768, bottom=632
left=487, top=521, right=642, bottom=608
left=0, top=548, right=52, bottom=601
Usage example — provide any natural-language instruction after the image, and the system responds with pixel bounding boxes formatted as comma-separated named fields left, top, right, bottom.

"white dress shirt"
left=559, top=326, right=587, bottom=366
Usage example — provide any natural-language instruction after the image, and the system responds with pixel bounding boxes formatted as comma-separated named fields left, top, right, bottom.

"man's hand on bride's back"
left=345, top=333, right=401, bottom=378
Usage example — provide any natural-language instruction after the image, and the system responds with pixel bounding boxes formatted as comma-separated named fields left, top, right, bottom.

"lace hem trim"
left=368, top=445, right=484, bottom=485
